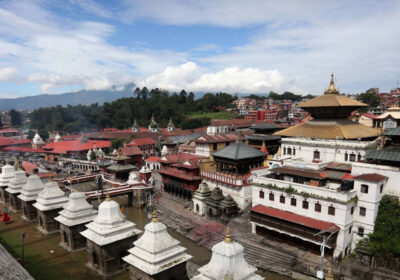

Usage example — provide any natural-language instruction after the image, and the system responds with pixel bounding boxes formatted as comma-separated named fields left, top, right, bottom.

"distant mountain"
left=0, top=83, right=136, bottom=111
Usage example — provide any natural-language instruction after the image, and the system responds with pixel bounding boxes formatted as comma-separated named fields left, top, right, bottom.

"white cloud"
left=138, top=62, right=284, bottom=93
left=0, top=67, right=17, bottom=82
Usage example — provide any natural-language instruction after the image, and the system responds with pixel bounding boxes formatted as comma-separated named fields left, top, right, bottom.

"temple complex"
left=33, top=181, right=69, bottom=234
left=192, top=227, right=263, bottom=280
left=18, top=175, right=45, bottom=222
left=6, top=167, right=27, bottom=212
left=55, top=191, right=97, bottom=252
left=123, top=211, right=192, bottom=280
left=80, top=194, right=141, bottom=278
left=0, top=161, right=16, bottom=203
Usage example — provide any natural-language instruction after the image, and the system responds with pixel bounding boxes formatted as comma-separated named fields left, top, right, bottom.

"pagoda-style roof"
left=5, top=170, right=27, bottom=194
left=192, top=228, right=263, bottom=280
left=220, top=195, right=238, bottom=209
left=33, top=182, right=68, bottom=212
left=18, top=174, right=45, bottom=202
left=81, top=195, right=141, bottom=246
left=193, top=180, right=212, bottom=200
left=275, top=119, right=380, bottom=139
left=206, top=187, right=224, bottom=207
left=55, top=192, right=97, bottom=227
left=212, top=142, right=266, bottom=161
left=123, top=211, right=192, bottom=275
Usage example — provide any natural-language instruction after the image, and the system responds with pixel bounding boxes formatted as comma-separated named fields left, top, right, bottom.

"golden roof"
left=275, top=119, right=380, bottom=139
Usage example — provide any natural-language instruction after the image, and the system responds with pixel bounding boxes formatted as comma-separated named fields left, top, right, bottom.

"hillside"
left=0, top=83, right=136, bottom=111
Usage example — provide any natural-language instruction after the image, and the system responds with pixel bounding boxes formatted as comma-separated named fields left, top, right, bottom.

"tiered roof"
left=193, top=180, right=212, bottom=201
left=33, top=182, right=68, bottom=211
left=212, top=141, right=266, bottom=161
left=123, top=211, right=192, bottom=275
left=55, top=191, right=97, bottom=227
left=0, top=162, right=16, bottom=187
left=192, top=228, right=263, bottom=280
left=18, top=174, right=45, bottom=202
left=81, top=194, right=141, bottom=246
left=5, top=170, right=27, bottom=194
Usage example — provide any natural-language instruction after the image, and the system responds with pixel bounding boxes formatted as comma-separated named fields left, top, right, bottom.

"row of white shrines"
left=0, top=161, right=279, bottom=280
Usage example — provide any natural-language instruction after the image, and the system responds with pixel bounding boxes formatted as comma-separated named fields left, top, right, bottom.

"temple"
left=18, top=174, right=45, bottom=222
left=192, top=227, right=263, bottom=280
left=80, top=194, right=141, bottom=278
left=0, top=161, right=16, bottom=203
left=5, top=167, right=27, bottom=212
left=33, top=181, right=69, bottom=234
left=123, top=211, right=192, bottom=280
left=55, top=191, right=98, bottom=252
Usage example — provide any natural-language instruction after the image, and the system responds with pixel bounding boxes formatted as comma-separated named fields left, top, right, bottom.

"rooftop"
left=212, top=142, right=266, bottom=161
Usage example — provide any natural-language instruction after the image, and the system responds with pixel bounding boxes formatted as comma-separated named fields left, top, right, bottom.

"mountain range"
left=0, top=83, right=136, bottom=111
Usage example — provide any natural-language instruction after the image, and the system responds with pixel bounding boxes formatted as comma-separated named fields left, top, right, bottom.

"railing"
left=201, top=170, right=247, bottom=187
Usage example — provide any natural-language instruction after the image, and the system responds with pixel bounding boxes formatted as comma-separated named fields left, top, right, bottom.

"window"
left=213, top=143, right=217, bottom=151
left=315, top=203, right=321, bottom=212
left=328, top=206, right=335, bottom=216
left=349, top=226, right=352, bottom=234
left=361, top=184, right=369, bottom=194
left=358, top=227, right=364, bottom=237
left=351, top=207, right=354, bottom=215
left=293, top=148, right=296, bottom=155
left=357, top=154, right=362, bottom=162
left=287, top=147, right=292, bottom=155
left=359, top=207, right=366, bottom=217
left=380, top=184, right=384, bottom=193
left=283, top=147, right=286, bottom=155
left=313, top=150, right=320, bottom=160
left=259, top=190, right=264, bottom=199
left=302, top=200, right=309, bottom=209
left=280, top=195, right=285, bottom=204
left=291, top=197, right=297, bottom=206
left=345, top=153, right=348, bottom=161
left=269, top=192, right=274, bottom=201
left=350, top=153, right=356, bottom=162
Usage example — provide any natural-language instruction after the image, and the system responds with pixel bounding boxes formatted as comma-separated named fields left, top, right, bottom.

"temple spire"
left=324, top=73, right=339, bottom=95
left=151, top=210, right=158, bottom=222
left=224, top=226, right=232, bottom=243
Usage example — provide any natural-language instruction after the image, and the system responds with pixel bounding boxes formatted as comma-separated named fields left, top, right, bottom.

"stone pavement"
left=0, top=243, right=34, bottom=280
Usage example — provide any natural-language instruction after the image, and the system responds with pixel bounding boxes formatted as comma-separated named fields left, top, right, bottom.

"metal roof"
left=251, top=122, right=280, bottom=130
left=382, top=126, right=400, bottom=136
left=245, top=135, right=281, bottom=141
left=365, top=145, right=400, bottom=162
left=212, top=142, right=266, bottom=160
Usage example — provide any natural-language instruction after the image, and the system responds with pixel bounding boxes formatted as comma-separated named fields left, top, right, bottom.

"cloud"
left=0, top=67, right=17, bottom=82
left=138, top=62, right=284, bottom=93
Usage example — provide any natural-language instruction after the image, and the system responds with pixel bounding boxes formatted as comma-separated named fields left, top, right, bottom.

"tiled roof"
left=212, top=142, right=266, bottom=161
left=146, top=156, right=161, bottom=163
left=21, top=161, right=38, bottom=174
left=119, top=146, right=142, bottom=156
left=361, top=113, right=377, bottom=119
left=3, top=146, right=45, bottom=153
left=270, top=167, right=328, bottom=180
left=251, top=204, right=339, bottom=232
left=0, top=137, right=30, bottom=146
left=158, top=169, right=201, bottom=181
left=161, top=153, right=203, bottom=168
left=129, top=137, right=156, bottom=146
left=354, top=173, right=388, bottom=182
left=42, top=139, right=110, bottom=154
left=195, top=133, right=238, bottom=144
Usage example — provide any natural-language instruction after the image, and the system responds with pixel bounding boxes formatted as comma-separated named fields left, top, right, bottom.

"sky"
left=0, top=0, right=400, bottom=98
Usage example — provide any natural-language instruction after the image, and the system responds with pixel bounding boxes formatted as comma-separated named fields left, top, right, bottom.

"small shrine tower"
left=55, top=191, right=97, bottom=252
left=32, top=130, right=45, bottom=149
left=148, top=114, right=159, bottom=133
left=5, top=167, right=27, bottom=212
left=167, top=117, right=175, bottom=132
left=33, top=181, right=69, bottom=234
left=0, top=161, right=16, bottom=203
left=132, top=119, right=140, bottom=133
left=80, top=194, right=141, bottom=278
left=18, top=174, right=45, bottom=222
left=123, top=211, right=192, bottom=280
left=192, top=227, right=264, bottom=280
left=192, top=180, right=212, bottom=216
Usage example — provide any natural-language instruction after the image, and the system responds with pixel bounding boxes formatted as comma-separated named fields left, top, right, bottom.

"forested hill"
left=0, top=83, right=136, bottom=111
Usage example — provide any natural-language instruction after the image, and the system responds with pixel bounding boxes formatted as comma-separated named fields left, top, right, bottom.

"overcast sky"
left=0, top=0, right=399, bottom=98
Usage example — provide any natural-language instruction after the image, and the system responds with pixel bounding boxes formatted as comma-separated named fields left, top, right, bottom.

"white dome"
left=5, top=170, right=27, bottom=194
left=18, top=174, right=45, bottom=202
left=93, top=197, right=125, bottom=225
left=33, top=181, right=68, bottom=211
left=54, top=133, right=61, bottom=142
left=33, top=132, right=44, bottom=145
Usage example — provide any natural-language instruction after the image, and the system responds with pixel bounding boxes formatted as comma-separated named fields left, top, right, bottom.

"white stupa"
left=80, top=194, right=141, bottom=246
left=192, top=227, right=264, bottom=280
left=32, top=131, right=45, bottom=145
left=0, top=161, right=16, bottom=187
left=55, top=191, right=97, bottom=227
left=54, top=133, right=61, bottom=142
left=5, top=169, right=27, bottom=195
left=18, top=174, right=45, bottom=202
left=123, top=211, right=192, bottom=276
left=161, top=145, right=169, bottom=156
left=33, top=181, right=69, bottom=212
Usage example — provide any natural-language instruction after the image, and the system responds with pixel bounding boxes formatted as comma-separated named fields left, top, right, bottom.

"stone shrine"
left=18, top=175, right=45, bottom=222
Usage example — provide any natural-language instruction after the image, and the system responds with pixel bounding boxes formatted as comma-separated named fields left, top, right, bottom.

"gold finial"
left=5, top=158, right=9, bottom=165
left=106, top=192, right=111, bottom=201
left=326, top=266, right=334, bottom=280
left=325, top=73, right=339, bottom=95
left=152, top=210, right=158, bottom=222
left=14, top=161, right=20, bottom=171
left=224, top=227, right=232, bottom=243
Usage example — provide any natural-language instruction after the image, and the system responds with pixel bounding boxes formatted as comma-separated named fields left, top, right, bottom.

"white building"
left=123, top=211, right=192, bottom=280
left=192, top=227, right=263, bottom=280
left=145, top=156, right=161, bottom=170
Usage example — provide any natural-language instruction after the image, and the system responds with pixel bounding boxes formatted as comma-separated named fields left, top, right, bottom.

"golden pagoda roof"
left=275, top=119, right=380, bottom=139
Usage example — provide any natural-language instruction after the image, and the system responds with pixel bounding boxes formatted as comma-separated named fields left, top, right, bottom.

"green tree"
left=9, top=109, right=23, bottom=127
left=358, top=92, right=380, bottom=107
left=111, top=139, right=124, bottom=150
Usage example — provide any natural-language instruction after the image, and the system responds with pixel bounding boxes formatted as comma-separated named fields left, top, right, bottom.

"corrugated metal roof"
left=212, top=142, right=266, bottom=160
left=382, top=126, right=400, bottom=136
left=365, top=146, right=400, bottom=162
